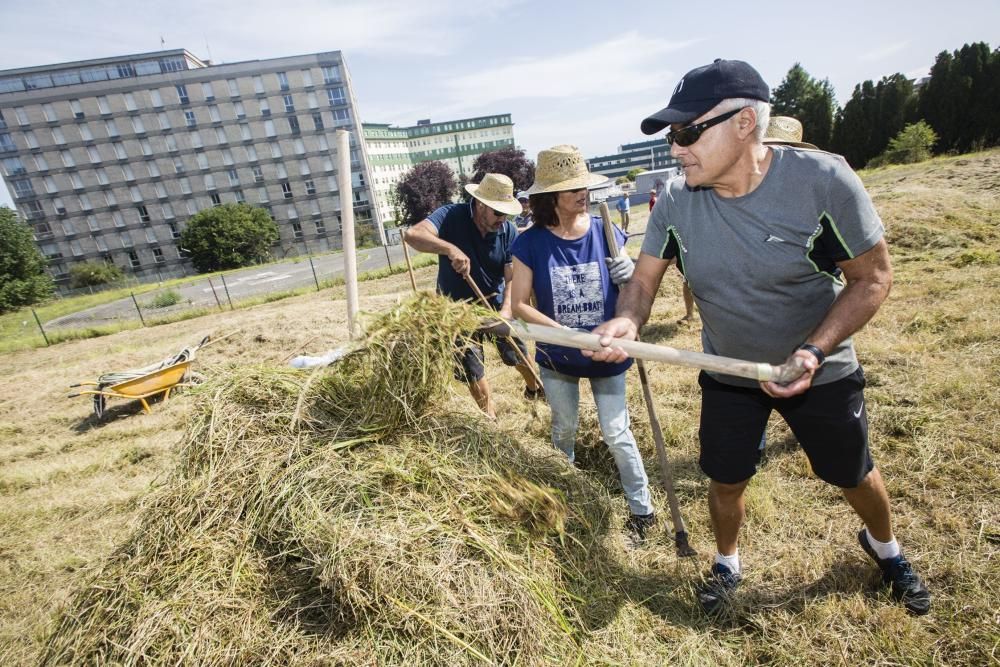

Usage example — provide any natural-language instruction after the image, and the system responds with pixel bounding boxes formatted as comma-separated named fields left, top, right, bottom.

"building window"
left=252, top=165, right=264, bottom=182
left=179, top=177, right=191, bottom=194
left=264, top=119, right=276, bottom=138
left=176, top=84, right=189, bottom=104
left=162, top=202, right=174, bottom=218
left=155, top=182, right=167, bottom=198
left=145, top=228, right=157, bottom=244
left=60, top=150, right=75, bottom=167
left=326, top=87, right=346, bottom=106
left=312, top=112, right=324, bottom=130
left=208, top=105, right=222, bottom=122
left=185, top=110, right=196, bottom=127
left=259, top=99, right=271, bottom=116
left=201, top=82, right=215, bottom=101
left=168, top=221, right=180, bottom=238
left=12, top=179, right=35, bottom=197
left=23, top=200, right=45, bottom=219
left=307, top=92, right=318, bottom=109
left=315, top=218, right=325, bottom=234
left=70, top=172, right=83, bottom=189
left=97, top=95, right=111, bottom=114
left=204, top=173, right=216, bottom=190
left=332, top=108, right=350, bottom=126
left=288, top=117, right=300, bottom=134
left=147, top=161, right=160, bottom=177
left=130, top=185, right=142, bottom=202
left=153, top=247, right=165, bottom=264
left=15, top=107, right=30, bottom=125
left=293, top=138, right=305, bottom=155
left=96, top=167, right=109, bottom=184
left=64, top=100, right=81, bottom=119
left=240, top=123, right=252, bottom=141
left=113, top=142, right=127, bottom=159
left=137, top=205, right=150, bottom=223
left=149, top=88, right=163, bottom=107
left=221, top=148, right=234, bottom=165
left=258, top=186, right=269, bottom=203
left=94, top=235, right=108, bottom=252
left=283, top=94, right=295, bottom=113
left=291, top=221, right=303, bottom=238
left=122, top=164, right=135, bottom=181
left=112, top=211, right=125, bottom=227
left=275, top=163, right=288, bottom=179
left=301, top=69, right=313, bottom=87
left=120, top=232, right=133, bottom=248
left=321, top=65, right=341, bottom=84
left=3, top=156, right=28, bottom=176
left=140, top=138, right=152, bottom=156
left=215, top=127, right=227, bottom=144
left=253, top=75, right=265, bottom=94
left=173, top=157, right=185, bottom=173
left=234, top=101, right=246, bottom=120
left=277, top=71, right=289, bottom=91
left=269, top=142, right=282, bottom=158
left=246, top=144, right=258, bottom=161
left=22, top=131, right=39, bottom=149
left=196, top=152, right=209, bottom=169
left=79, top=193, right=92, bottom=210
left=299, top=159, right=311, bottom=176
left=227, top=78, right=239, bottom=97
left=104, top=190, right=117, bottom=206
left=234, top=189, right=245, bottom=203
left=190, top=131, right=203, bottom=149
left=186, top=199, right=197, bottom=215
left=123, top=92, right=138, bottom=111
left=51, top=127, right=66, bottom=144
left=166, top=134, right=179, bottom=152
left=128, top=250, right=140, bottom=267
left=43, top=175, right=57, bottom=193
left=87, top=215, right=100, bottom=231
left=105, top=119, right=119, bottom=137
left=304, top=179, right=316, bottom=195
left=281, top=182, right=292, bottom=199
left=80, top=123, right=94, bottom=141
left=210, top=193, right=221, bottom=206
left=228, top=168, right=239, bottom=185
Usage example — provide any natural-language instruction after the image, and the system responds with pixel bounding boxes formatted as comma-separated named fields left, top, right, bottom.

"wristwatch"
left=797, top=343, right=826, bottom=366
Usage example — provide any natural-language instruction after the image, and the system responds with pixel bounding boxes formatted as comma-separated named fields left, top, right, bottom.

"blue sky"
left=2, top=0, right=998, bottom=208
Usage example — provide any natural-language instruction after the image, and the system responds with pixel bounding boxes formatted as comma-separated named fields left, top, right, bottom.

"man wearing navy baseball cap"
left=588, top=59, right=931, bottom=616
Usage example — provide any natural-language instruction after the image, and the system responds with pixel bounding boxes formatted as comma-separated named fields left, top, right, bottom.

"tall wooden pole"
left=336, top=129, right=360, bottom=339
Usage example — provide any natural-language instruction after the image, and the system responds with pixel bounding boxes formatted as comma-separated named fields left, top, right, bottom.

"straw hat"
left=763, top=116, right=817, bottom=149
left=524, top=145, right=608, bottom=195
left=464, top=173, right=523, bottom=216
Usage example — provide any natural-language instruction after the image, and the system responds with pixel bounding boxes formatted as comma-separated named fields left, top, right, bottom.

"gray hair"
left=715, top=98, right=771, bottom=142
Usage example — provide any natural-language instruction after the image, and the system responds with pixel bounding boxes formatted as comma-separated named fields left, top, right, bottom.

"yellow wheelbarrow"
left=69, top=336, right=211, bottom=417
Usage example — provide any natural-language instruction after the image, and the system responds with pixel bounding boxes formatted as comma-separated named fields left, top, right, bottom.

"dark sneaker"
left=858, top=529, right=931, bottom=615
left=524, top=386, right=546, bottom=402
left=624, top=512, right=656, bottom=547
left=696, top=563, right=742, bottom=615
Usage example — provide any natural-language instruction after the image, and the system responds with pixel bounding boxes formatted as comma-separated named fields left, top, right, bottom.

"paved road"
left=47, top=244, right=419, bottom=330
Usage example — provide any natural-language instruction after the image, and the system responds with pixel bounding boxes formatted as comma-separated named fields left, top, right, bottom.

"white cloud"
left=441, top=33, right=697, bottom=107
left=859, top=41, right=909, bottom=62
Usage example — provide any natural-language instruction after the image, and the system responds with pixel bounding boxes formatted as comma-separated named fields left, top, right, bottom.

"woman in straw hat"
left=510, top=145, right=656, bottom=544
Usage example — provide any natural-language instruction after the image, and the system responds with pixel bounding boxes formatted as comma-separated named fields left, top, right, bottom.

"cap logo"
left=674, top=78, right=684, bottom=95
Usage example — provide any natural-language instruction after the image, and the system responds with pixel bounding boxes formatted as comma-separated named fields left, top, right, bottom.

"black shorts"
left=454, top=328, right=528, bottom=383
left=698, top=367, right=873, bottom=488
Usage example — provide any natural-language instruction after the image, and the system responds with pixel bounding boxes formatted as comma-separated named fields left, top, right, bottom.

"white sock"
left=865, top=528, right=900, bottom=560
left=714, top=550, right=741, bottom=574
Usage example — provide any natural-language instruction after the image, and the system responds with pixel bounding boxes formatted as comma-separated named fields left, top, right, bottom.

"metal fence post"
left=130, top=292, right=147, bottom=326
left=383, top=243, right=393, bottom=270
left=31, top=308, right=50, bottom=346
left=308, top=256, right=320, bottom=290
left=207, top=278, right=225, bottom=311
left=219, top=274, right=235, bottom=309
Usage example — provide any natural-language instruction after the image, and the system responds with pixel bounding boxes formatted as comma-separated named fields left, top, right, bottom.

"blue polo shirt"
left=427, top=201, right=517, bottom=309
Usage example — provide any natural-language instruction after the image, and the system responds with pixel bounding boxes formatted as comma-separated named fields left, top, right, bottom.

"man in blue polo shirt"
left=403, top=173, right=543, bottom=418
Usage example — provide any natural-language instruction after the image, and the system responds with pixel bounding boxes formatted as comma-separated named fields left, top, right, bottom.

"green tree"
left=771, top=63, right=837, bottom=149
left=625, top=168, right=646, bottom=182
left=0, top=206, right=54, bottom=313
left=179, top=203, right=279, bottom=273
left=919, top=42, right=999, bottom=153
left=469, top=146, right=535, bottom=194
left=392, top=161, right=457, bottom=226
left=68, top=260, right=125, bottom=288
left=868, top=121, right=939, bottom=167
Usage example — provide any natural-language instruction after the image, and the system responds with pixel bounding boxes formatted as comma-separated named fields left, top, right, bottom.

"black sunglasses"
left=490, top=207, right=509, bottom=217
left=665, top=107, right=742, bottom=147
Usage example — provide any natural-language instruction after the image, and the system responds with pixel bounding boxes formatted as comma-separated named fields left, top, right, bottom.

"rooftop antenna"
left=160, top=35, right=165, bottom=49
left=204, top=36, right=213, bottom=63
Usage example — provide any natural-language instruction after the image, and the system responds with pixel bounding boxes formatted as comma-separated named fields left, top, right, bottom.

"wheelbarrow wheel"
left=93, top=393, right=107, bottom=419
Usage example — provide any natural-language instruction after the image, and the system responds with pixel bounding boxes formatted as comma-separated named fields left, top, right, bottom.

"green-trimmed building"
left=364, top=114, right=514, bottom=223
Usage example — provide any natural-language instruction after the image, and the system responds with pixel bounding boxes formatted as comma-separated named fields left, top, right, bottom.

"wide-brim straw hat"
left=763, top=116, right=818, bottom=149
left=524, top=145, right=608, bottom=195
left=464, top=173, right=523, bottom=216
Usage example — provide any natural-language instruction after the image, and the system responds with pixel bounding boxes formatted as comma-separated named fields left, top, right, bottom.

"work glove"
left=605, top=254, right=635, bottom=285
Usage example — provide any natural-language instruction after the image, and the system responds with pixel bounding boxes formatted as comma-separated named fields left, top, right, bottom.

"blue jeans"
left=540, top=367, right=653, bottom=516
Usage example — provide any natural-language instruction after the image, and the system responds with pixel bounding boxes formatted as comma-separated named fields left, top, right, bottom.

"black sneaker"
left=524, top=386, right=545, bottom=402
left=858, top=529, right=931, bottom=615
left=696, top=563, right=742, bottom=615
left=624, top=512, right=656, bottom=547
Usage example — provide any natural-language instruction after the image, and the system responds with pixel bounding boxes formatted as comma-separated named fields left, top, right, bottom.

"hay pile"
left=41, top=294, right=635, bottom=666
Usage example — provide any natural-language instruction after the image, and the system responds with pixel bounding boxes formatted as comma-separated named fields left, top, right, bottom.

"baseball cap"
left=516, top=191, right=529, bottom=201
left=640, top=59, right=770, bottom=135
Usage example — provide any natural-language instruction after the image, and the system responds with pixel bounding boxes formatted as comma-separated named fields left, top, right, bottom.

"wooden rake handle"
left=498, top=321, right=806, bottom=384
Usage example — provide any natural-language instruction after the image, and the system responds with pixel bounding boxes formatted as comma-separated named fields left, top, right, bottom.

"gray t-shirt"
left=641, top=146, right=884, bottom=387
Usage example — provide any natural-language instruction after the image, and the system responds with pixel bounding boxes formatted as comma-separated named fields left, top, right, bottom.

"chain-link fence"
left=20, top=243, right=423, bottom=349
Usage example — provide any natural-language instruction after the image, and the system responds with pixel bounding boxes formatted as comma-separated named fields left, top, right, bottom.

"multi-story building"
left=586, top=139, right=681, bottom=180
left=364, top=114, right=514, bottom=223
left=0, top=48, right=380, bottom=284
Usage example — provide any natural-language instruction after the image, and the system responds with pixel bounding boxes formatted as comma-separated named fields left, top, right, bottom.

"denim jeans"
left=540, top=366, right=653, bottom=515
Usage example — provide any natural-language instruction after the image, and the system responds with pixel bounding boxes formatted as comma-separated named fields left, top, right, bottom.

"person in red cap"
left=586, top=59, right=930, bottom=617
